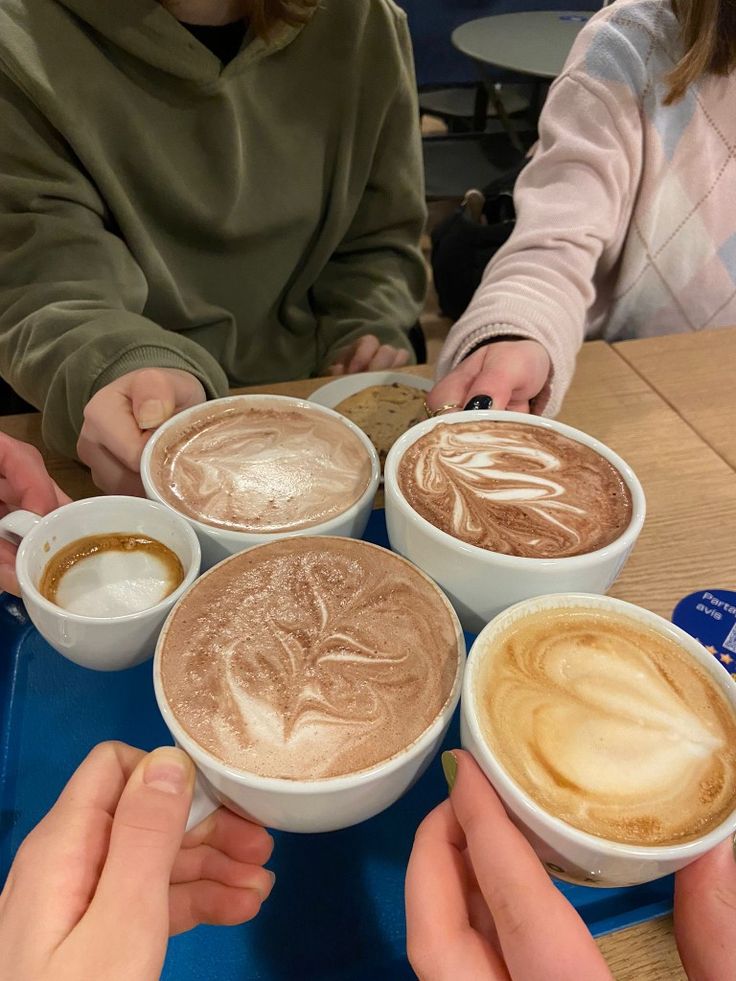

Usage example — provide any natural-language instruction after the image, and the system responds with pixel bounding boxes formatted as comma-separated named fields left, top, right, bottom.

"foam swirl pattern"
left=161, top=538, right=459, bottom=780
left=398, top=421, right=632, bottom=558
left=476, top=609, right=736, bottom=845
left=151, top=405, right=372, bottom=533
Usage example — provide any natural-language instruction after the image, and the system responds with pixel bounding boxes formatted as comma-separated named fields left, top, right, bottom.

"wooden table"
left=3, top=337, right=735, bottom=979
left=616, top=327, right=736, bottom=472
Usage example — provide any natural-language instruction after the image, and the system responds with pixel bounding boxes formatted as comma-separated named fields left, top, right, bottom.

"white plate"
left=308, top=371, right=433, bottom=410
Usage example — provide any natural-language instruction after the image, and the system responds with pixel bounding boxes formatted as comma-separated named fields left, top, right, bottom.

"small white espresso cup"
left=0, top=496, right=201, bottom=671
left=140, top=394, right=381, bottom=569
left=384, top=409, right=646, bottom=634
left=461, top=593, right=736, bottom=888
left=152, top=546, right=466, bottom=833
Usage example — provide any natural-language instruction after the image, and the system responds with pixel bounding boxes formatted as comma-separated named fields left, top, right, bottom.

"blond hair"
left=665, top=0, right=736, bottom=103
left=248, top=0, right=318, bottom=37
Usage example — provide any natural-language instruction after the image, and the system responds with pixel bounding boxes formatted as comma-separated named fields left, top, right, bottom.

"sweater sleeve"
left=435, top=69, right=642, bottom=416
left=313, top=11, right=427, bottom=368
left=0, top=72, right=229, bottom=461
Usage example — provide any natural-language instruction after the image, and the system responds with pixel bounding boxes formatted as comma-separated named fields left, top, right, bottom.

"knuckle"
left=132, top=367, right=165, bottom=389
left=712, top=883, right=736, bottom=916
left=86, top=740, right=125, bottom=767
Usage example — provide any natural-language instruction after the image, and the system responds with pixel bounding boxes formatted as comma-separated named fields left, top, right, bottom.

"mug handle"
left=185, top=770, right=220, bottom=832
left=0, top=510, right=42, bottom=546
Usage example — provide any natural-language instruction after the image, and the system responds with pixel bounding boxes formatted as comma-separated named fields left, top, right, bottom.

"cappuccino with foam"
left=475, top=606, right=736, bottom=846
left=159, top=537, right=459, bottom=780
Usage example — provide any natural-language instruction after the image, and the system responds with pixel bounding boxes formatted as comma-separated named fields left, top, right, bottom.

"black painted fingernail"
left=464, top=394, right=494, bottom=411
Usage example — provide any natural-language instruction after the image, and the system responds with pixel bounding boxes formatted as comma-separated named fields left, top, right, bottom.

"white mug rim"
left=15, top=495, right=201, bottom=625
left=139, top=394, right=381, bottom=541
left=153, top=535, right=466, bottom=794
left=463, top=591, right=736, bottom=859
left=383, top=409, right=646, bottom=569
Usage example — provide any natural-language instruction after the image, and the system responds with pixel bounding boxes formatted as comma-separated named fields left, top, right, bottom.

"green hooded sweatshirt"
left=0, top=0, right=426, bottom=458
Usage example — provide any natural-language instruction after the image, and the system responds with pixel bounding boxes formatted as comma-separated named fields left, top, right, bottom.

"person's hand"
left=326, top=334, right=411, bottom=375
left=427, top=339, right=551, bottom=414
left=674, top=834, right=736, bottom=980
left=0, top=742, right=274, bottom=981
left=0, top=433, right=71, bottom=596
left=405, top=750, right=612, bottom=980
left=78, top=368, right=207, bottom=495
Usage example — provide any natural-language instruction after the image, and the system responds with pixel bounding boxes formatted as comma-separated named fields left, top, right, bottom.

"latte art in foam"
left=398, top=421, right=632, bottom=558
left=476, top=608, right=736, bottom=845
left=151, top=404, right=372, bottom=533
left=160, top=538, right=458, bottom=780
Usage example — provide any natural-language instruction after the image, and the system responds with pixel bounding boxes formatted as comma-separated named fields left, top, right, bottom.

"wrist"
left=462, top=334, right=530, bottom=361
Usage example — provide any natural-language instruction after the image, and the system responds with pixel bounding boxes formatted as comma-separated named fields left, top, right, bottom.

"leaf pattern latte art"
left=398, top=421, right=632, bottom=558
left=161, top=538, right=458, bottom=779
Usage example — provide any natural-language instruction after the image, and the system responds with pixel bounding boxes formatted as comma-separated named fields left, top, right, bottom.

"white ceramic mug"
left=383, top=409, right=646, bottom=634
left=0, top=496, right=201, bottom=671
left=461, top=593, right=736, bottom=887
left=152, top=545, right=466, bottom=833
left=140, top=394, right=381, bottom=569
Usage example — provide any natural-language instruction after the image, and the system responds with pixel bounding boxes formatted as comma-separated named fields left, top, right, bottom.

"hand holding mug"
left=426, top=339, right=550, bottom=414
left=405, top=750, right=612, bottom=981
left=407, top=751, right=736, bottom=980
left=78, top=368, right=207, bottom=495
left=0, top=742, right=274, bottom=981
left=674, top=834, right=736, bottom=980
left=0, top=433, right=70, bottom=596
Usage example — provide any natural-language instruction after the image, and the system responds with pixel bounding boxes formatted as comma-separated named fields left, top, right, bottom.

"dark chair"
left=0, top=377, right=35, bottom=415
left=422, top=128, right=533, bottom=201
left=407, top=323, right=427, bottom=364
left=419, top=81, right=531, bottom=133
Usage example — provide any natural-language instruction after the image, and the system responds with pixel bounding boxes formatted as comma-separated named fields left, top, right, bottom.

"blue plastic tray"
left=0, top=510, right=673, bottom=980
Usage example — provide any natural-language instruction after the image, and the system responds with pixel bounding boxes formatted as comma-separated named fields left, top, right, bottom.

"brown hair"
left=665, top=0, right=736, bottom=103
left=248, top=0, right=318, bottom=38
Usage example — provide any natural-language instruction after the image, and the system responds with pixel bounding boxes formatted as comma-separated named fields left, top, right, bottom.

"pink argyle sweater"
left=436, top=0, right=736, bottom=415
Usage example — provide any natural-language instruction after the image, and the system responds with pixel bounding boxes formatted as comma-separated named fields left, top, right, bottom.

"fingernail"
left=732, top=831, right=736, bottom=863
left=252, top=869, right=276, bottom=902
left=143, top=748, right=192, bottom=795
left=137, top=399, right=165, bottom=429
left=441, top=750, right=458, bottom=793
left=464, top=394, right=494, bottom=411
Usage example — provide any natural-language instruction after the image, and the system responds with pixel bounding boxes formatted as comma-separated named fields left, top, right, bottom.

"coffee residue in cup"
left=40, top=533, right=184, bottom=617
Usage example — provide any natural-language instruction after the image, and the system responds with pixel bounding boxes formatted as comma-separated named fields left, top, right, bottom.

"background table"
left=3, top=335, right=735, bottom=979
left=616, top=327, right=736, bottom=472
left=452, top=11, right=595, bottom=80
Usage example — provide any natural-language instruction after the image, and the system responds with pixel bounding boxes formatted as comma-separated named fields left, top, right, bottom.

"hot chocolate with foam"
left=398, top=421, right=632, bottom=558
left=150, top=403, right=373, bottom=534
left=475, top=607, right=736, bottom=846
left=159, top=537, right=459, bottom=780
